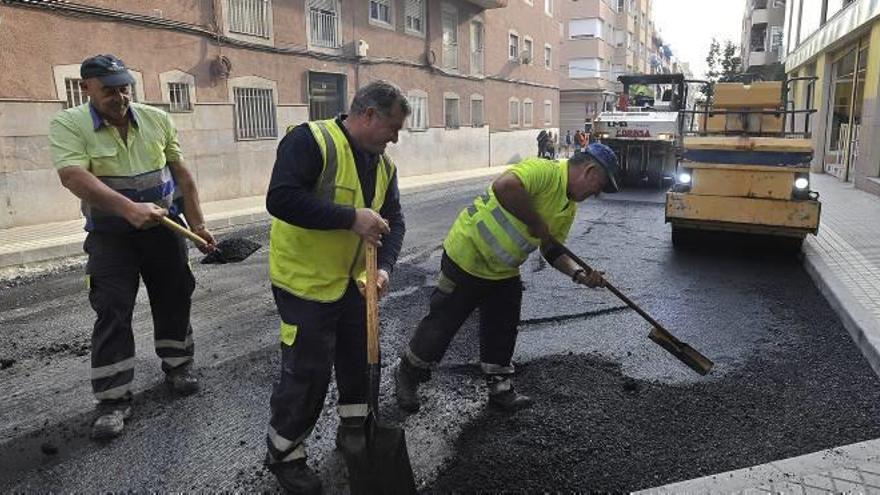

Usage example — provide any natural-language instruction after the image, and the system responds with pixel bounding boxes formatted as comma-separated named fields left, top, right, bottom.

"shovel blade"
left=338, top=416, right=416, bottom=495
left=200, top=238, right=262, bottom=264
left=648, top=327, right=714, bottom=376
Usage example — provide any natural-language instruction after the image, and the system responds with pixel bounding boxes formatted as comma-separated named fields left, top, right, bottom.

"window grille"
left=228, top=0, right=271, bottom=38
left=234, top=87, right=277, bottom=140
left=407, top=94, right=428, bottom=130
left=64, top=78, right=88, bottom=108
left=309, top=0, right=340, bottom=47
left=444, top=96, right=460, bottom=128
left=471, top=97, right=484, bottom=127
left=168, top=82, right=193, bottom=112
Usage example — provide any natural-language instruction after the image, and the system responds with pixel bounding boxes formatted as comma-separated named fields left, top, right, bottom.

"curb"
left=802, top=239, right=880, bottom=378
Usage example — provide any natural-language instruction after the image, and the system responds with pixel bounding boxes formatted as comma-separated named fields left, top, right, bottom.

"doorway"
left=308, top=72, right=346, bottom=121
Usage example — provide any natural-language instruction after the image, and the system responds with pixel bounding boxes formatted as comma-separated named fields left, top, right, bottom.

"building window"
left=228, top=0, right=272, bottom=38
left=405, top=0, right=424, bottom=34
left=569, top=58, right=601, bottom=78
left=771, top=0, right=785, bottom=7
left=523, top=37, right=534, bottom=65
left=544, top=45, right=552, bottom=69
left=544, top=0, right=553, bottom=16
left=523, top=99, right=534, bottom=127
left=769, top=25, right=783, bottom=56
left=370, top=0, right=392, bottom=25
left=753, top=0, right=768, bottom=8
left=470, top=95, right=485, bottom=127
left=234, top=87, right=277, bottom=140
left=444, top=94, right=460, bottom=128
left=168, top=82, right=193, bottom=112
left=407, top=91, right=428, bottom=130
left=471, top=20, right=485, bottom=75
left=750, top=23, right=767, bottom=52
left=569, top=18, right=603, bottom=39
left=509, top=98, right=520, bottom=127
left=442, top=5, right=459, bottom=70
left=616, top=0, right=624, bottom=12
left=308, top=0, right=341, bottom=48
left=544, top=100, right=552, bottom=125
left=509, top=32, right=519, bottom=61
left=63, top=78, right=89, bottom=108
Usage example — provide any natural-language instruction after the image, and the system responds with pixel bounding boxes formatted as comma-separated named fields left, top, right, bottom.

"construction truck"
left=665, top=78, right=821, bottom=252
left=593, top=74, right=688, bottom=187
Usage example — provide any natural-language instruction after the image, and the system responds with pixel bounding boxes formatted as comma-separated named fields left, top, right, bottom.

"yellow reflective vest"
left=444, top=158, right=576, bottom=280
left=269, top=119, right=395, bottom=302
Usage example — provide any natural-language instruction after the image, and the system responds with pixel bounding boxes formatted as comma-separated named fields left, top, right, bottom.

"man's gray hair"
left=350, top=80, right=411, bottom=117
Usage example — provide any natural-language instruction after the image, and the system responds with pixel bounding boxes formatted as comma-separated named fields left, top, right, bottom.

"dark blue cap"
left=80, top=54, right=135, bottom=87
left=583, top=142, right=620, bottom=193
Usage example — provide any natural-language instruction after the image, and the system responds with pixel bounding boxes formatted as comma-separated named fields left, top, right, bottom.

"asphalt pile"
left=427, top=345, right=880, bottom=492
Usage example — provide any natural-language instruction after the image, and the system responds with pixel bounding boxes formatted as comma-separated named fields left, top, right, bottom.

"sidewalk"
left=639, top=172, right=880, bottom=494
left=0, top=166, right=502, bottom=272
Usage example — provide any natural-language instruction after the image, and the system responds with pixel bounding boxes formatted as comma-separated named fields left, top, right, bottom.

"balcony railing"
left=309, top=9, right=341, bottom=48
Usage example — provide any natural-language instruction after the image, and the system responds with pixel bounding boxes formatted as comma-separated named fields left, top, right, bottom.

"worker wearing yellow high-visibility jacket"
left=396, top=144, right=620, bottom=413
left=264, top=81, right=408, bottom=495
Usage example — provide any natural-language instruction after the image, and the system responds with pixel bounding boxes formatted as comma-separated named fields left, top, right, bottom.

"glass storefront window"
left=825, top=41, right=867, bottom=180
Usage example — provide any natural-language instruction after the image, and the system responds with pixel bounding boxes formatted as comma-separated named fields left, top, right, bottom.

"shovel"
left=158, top=216, right=261, bottom=264
left=337, top=243, right=417, bottom=495
left=556, top=241, right=714, bottom=376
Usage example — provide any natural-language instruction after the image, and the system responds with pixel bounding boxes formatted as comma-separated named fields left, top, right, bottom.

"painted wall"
left=489, top=127, right=556, bottom=165
left=388, top=126, right=491, bottom=176
left=0, top=101, right=307, bottom=229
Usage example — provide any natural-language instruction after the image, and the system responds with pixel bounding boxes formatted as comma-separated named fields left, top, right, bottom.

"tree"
left=703, top=38, right=742, bottom=98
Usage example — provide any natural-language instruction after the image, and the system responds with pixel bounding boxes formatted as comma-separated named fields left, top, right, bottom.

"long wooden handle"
left=365, top=243, right=380, bottom=365
left=158, top=216, right=208, bottom=248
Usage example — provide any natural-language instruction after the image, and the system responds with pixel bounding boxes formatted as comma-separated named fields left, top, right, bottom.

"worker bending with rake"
left=264, top=81, right=408, bottom=494
left=396, top=144, right=620, bottom=412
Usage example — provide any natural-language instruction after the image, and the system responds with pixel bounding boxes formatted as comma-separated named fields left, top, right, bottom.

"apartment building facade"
left=0, top=0, right=561, bottom=229
left=557, top=0, right=673, bottom=136
left=740, top=0, right=787, bottom=79
left=783, top=0, right=880, bottom=198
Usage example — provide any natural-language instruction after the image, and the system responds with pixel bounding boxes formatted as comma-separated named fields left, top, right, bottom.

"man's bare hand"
left=126, top=203, right=167, bottom=229
left=351, top=208, right=390, bottom=246
left=193, top=226, right=218, bottom=254
left=575, top=268, right=605, bottom=288
left=357, top=269, right=391, bottom=299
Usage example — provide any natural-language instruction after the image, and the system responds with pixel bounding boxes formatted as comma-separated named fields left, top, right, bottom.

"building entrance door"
left=824, top=40, right=867, bottom=182
left=309, top=72, right=346, bottom=121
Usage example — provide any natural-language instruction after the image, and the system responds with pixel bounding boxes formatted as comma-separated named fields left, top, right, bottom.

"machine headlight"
left=598, top=132, right=610, bottom=139
left=678, top=173, right=692, bottom=184
left=658, top=133, right=674, bottom=140
left=794, top=178, right=809, bottom=189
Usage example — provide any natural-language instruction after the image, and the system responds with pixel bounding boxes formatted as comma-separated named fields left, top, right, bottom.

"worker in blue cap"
left=395, top=143, right=620, bottom=413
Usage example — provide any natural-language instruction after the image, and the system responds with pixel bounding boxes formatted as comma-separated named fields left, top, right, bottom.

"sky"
left=652, top=0, right=746, bottom=78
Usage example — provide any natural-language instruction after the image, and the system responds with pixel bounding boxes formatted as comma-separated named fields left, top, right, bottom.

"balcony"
left=463, top=0, right=507, bottom=9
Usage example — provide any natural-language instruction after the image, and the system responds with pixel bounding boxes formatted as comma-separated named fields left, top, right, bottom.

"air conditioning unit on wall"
left=356, top=39, right=369, bottom=58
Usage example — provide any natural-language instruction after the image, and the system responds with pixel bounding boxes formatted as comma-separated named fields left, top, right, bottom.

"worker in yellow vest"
left=395, top=144, right=620, bottom=413
left=263, top=81, right=409, bottom=494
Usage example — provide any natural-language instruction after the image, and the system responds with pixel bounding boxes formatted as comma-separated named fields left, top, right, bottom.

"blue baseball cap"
left=80, top=54, right=135, bottom=87
left=583, top=142, right=620, bottom=193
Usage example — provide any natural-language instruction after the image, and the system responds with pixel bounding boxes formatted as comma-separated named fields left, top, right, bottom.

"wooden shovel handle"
left=365, top=243, right=380, bottom=365
left=158, top=216, right=208, bottom=248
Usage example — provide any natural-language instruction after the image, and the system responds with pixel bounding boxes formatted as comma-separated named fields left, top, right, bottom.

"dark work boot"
left=486, top=375, right=533, bottom=412
left=265, top=454, right=322, bottom=495
left=395, top=358, right=424, bottom=413
left=165, top=366, right=200, bottom=395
